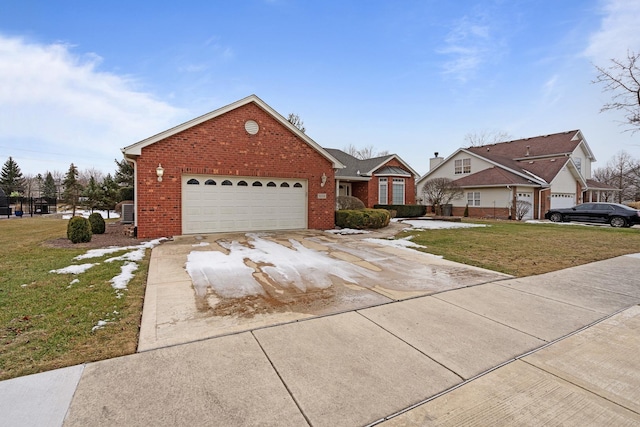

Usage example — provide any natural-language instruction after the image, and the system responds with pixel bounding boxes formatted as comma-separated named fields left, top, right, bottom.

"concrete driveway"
left=138, top=229, right=510, bottom=351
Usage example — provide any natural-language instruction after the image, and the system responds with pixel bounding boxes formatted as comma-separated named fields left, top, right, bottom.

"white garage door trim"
left=182, top=175, right=308, bottom=234
left=550, top=193, right=576, bottom=209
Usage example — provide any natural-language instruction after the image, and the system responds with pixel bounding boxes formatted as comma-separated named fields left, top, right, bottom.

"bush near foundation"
left=335, top=209, right=390, bottom=229
left=373, top=204, right=426, bottom=217
left=88, top=212, right=106, bottom=234
left=67, top=216, right=92, bottom=243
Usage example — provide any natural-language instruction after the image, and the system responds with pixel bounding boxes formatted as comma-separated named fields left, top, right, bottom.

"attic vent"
left=244, top=120, right=259, bottom=135
left=525, top=145, right=530, bottom=156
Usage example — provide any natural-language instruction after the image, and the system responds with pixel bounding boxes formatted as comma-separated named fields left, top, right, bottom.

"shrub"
left=373, top=204, right=426, bottom=217
left=336, top=195, right=365, bottom=210
left=335, top=209, right=390, bottom=229
left=88, top=212, right=106, bottom=234
left=67, top=216, right=92, bottom=243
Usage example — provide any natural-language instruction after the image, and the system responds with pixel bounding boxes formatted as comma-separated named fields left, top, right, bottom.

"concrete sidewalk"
left=1, top=253, right=639, bottom=426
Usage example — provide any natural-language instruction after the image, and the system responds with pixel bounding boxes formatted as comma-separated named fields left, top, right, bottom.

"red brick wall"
left=452, top=206, right=510, bottom=219
left=365, top=159, right=417, bottom=207
left=351, top=182, right=370, bottom=206
left=134, top=102, right=336, bottom=238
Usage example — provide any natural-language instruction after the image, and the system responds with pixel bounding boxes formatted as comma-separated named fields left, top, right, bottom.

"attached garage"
left=551, top=193, right=576, bottom=209
left=182, top=175, right=307, bottom=234
left=121, top=95, right=344, bottom=239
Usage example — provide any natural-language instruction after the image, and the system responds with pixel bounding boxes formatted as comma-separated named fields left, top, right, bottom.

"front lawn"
left=401, top=219, right=640, bottom=277
left=0, top=217, right=150, bottom=381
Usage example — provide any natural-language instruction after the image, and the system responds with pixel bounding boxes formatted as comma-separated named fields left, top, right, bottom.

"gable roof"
left=122, top=94, right=344, bottom=169
left=419, top=130, right=595, bottom=188
left=325, top=148, right=419, bottom=180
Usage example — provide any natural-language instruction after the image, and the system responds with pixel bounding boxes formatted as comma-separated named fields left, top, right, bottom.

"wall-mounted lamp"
left=320, top=172, right=327, bottom=187
left=156, top=164, right=164, bottom=182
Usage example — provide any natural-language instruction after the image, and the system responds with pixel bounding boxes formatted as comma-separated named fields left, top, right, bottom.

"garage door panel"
left=182, top=176, right=308, bottom=234
left=551, top=193, right=575, bottom=209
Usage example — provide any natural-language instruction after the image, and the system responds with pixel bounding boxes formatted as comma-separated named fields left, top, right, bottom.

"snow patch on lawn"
left=50, top=263, right=98, bottom=275
left=401, top=220, right=488, bottom=230
left=60, top=209, right=120, bottom=220
left=110, top=262, right=139, bottom=290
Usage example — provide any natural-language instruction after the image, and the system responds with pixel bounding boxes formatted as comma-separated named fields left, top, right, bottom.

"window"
left=280, top=182, right=290, bottom=187
left=574, top=157, right=582, bottom=173
left=267, top=182, right=276, bottom=187
left=379, top=178, right=388, bottom=204
left=187, top=179, right=199, bottom=185
left=221, top=180, right=232, bottom=186
left=252, top=181, right=262, bottom=187
left=392, top=178, right=405, bottom=205
left=204, top=179, right=216, bottom=185
left=467, top=191, right=480, bottom=206
left=293, top=183, right=303, bottom=188
left=237, top=180, right=248, bottom=186
left=455, top=158, right=471, bottom=174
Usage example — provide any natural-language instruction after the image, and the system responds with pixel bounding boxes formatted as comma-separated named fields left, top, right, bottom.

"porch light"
left=156, top=164, right=164, bottom=182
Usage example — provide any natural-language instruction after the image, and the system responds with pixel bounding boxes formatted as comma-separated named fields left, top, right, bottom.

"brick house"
left=325, top=149, right=419, bottom=207
left=416, top=130, right=617, bottom=220
left=121, top=95, right=344, bottom=238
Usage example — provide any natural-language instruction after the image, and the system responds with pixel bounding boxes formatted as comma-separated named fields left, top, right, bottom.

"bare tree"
left=593, top=50, right=640, bottom=134
left=514, top=200, right=532, bottom=221
left=344, top=144, right=390, bottom=159
left=421, top=178, right=464, bottom=214
left=287, top=113, right=306, bottom=133
left=593, top=150, right=640, bottom=203
left=464, top=130, right=513, bottom=147
left=79, top=168, right=104, bottom=187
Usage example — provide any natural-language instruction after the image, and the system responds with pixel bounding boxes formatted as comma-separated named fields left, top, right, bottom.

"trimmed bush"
left=336, top=195, right=365, bottom=210
left=88, top=212, right=106, bottom=234
left=67, top=216, right=92, bottom=243
left=336, top=209, right=390, bottom=229
left=373, top=204, right=426, bottom=218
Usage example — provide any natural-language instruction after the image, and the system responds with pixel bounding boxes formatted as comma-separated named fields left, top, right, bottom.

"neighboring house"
left=122, top=95, right=345, bottom=238
left=416, top=130, right=618, bottom=220
left=325, top=149, right=419, bottom=207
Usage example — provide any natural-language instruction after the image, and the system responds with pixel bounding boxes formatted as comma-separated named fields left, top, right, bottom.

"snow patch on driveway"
left=185, top=233, right=374, bottom=299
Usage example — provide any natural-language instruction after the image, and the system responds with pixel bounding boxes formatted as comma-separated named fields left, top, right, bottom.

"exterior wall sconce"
left=156, top=164, right=164, bottom=182
left=321, top=172, right=327, bottom=187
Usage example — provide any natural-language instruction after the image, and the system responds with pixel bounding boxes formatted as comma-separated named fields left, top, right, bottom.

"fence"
left=0, top=197, right=58, bottom=218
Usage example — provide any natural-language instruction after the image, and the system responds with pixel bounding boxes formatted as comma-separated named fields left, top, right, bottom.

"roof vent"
left=525, top=145, right=530, bottom=156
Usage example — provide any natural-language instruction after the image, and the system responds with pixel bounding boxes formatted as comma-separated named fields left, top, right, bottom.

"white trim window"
left=467, top=191, right=480, bottom=206
left=455, top=158, right=471, bottom=174
left=378, top=178, right=388, bottom=204
left=392, top=178, right=405, bottom=205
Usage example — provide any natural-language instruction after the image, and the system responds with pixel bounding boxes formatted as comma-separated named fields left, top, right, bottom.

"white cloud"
left=0, top=35, right=187, bottom=174
left=438, top=13, right=502, bottom=83
left=584, top=0, right=640, bottom=62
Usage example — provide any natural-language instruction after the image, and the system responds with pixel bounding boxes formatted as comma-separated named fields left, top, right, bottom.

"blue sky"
left=1, top=0, right=639, bottom=177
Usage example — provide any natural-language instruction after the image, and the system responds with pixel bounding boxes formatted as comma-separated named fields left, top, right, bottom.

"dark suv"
left=545, top=202, right=640, bottom=228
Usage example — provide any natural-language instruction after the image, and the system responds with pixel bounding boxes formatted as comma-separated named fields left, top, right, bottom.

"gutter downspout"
left=126, top=157, right=138, bottom=230
left=506, top=185, right=512, bottom=219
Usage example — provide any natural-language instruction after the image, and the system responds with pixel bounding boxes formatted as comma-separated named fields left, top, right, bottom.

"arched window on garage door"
left=238, top=181, right=248, bottom=186
left=221, top=180, right=232, bottom=186
left=267, top=182, right=276, bottom=187
left=187, top=179, right=199, bottom=185
left=205, top=179, right=216, bottom=185
left=252, top=181, right=263, bottom=186
left=280, top=182, right=290, bottom=187
left=294, top=183, right=302, bottom=188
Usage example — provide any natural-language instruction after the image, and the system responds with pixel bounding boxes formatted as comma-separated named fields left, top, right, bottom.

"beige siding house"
left=416, top=130, right=618, bottom=220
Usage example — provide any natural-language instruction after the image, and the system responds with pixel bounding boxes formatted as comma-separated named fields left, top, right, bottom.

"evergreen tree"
left=43, top=172, right=57, bottom=199
left=0, top=157, right=26, bottom=195
left=62, top=163, right=83, bottom=216
left=100, top=173, right=119, bottom=218
left=83, top=176, right=102, bottom=213
left=114, top=158, right=134, bottom=201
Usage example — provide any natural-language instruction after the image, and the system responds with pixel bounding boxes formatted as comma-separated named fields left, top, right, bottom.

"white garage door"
left=516, top=192, right=534, bottom=220
left=550, top=193, right=576, bottom=209
left=182, top=176, right=307, bottom=234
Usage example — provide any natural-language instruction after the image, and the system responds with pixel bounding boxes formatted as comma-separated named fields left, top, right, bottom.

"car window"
left=594, top=204, right=613, bottom=211
left=575, top=204, right=594, bottom=210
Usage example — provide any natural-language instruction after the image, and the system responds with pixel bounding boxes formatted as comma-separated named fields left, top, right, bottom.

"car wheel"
left=610, top=216, right=627, bottom=228
left=549, top=212, right=563, bottom=222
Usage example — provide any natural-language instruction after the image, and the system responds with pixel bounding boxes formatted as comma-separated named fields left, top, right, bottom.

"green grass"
left=401, top=219, right=640, bottom=277
left=0, top=217, right=149, bottom=381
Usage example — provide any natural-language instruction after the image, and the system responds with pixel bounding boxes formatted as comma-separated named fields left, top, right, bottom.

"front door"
left=339, top=183, right=352, bottom=197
